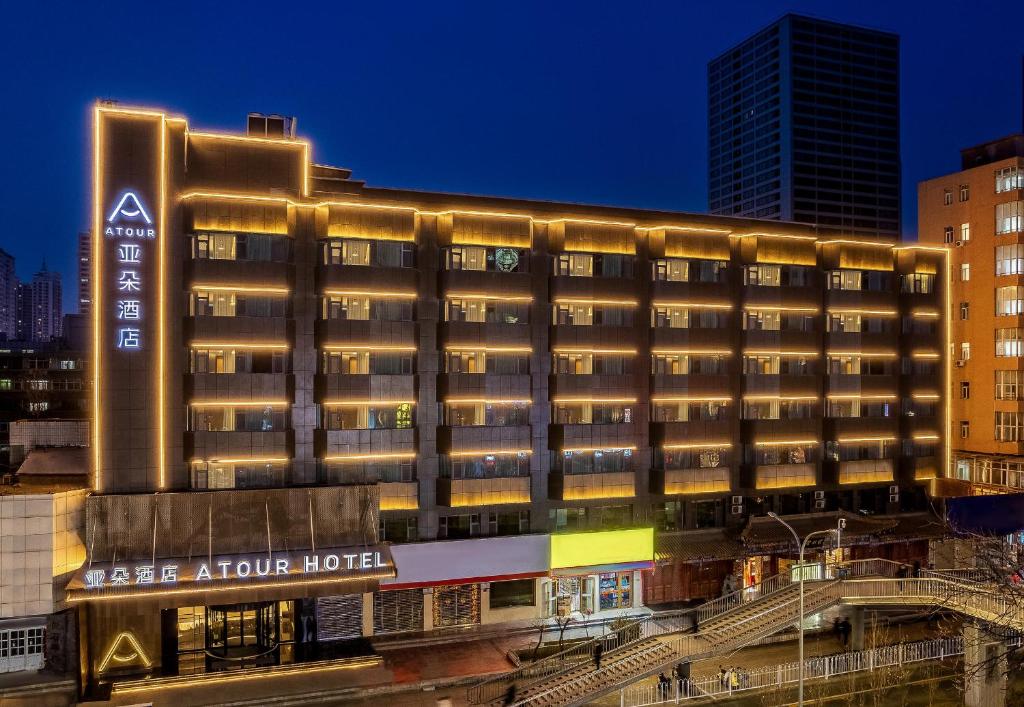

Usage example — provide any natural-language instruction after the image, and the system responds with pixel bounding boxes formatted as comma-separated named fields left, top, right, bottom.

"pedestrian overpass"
left=468, top=560, right=1019, bottom=707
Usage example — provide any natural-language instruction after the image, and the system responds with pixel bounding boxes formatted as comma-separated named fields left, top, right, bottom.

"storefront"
left=547, top=528, right=655, bottom=620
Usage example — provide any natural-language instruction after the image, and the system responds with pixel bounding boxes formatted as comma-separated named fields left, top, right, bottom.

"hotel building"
left=920, top=134, right=1024, bottom=490
left=73, top=104, right=948, bottom=688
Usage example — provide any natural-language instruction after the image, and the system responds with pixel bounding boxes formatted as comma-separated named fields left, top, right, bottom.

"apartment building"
left=76, top=104, right=947, bottom=688
left=920, top=134, right=1024, bottom=489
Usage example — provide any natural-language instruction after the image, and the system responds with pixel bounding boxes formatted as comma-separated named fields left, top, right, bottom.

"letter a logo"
left=107, top=191, right=153, bottom=224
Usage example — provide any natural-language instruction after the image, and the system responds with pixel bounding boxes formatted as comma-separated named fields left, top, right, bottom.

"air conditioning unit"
left=814, top=499, right=826, bottom=510
left=814, top=491, right=825, bottom=500
left=889, top=494, right=900, bottom=503
left=955, top=240, right=964, bottom=247
left=956, top=360, right=966, bottom=367
left=731, top=504, right=744, bottom=515
left=889, top=485, right=899, bottom=494
left=731, top=496, right=743, bottom=505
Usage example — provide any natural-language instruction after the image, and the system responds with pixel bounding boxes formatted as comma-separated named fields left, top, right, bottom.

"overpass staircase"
left=468, top=560, right=1015, bottom=707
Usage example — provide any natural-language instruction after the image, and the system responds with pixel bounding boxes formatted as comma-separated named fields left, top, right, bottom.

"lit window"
left=960, top=421, right=969, bottom=439
left=943, top=190, right=953, bottom=206
left=960, top=302, right=969, bottom=320
left=960, top=343, right=970, bottom=361
left=959, top=184, right=970, bottom=202
left=960, top=263, right=970, bottom=282
left=996, top=202, right=1023, bottom=234
left=943, top=226, right=954, bottom=244
left=960, top=382, right=970, bottom=399
left=960, top=223, right=970, bottom=242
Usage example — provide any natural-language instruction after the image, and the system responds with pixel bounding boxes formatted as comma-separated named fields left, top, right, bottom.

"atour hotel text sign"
left=105, top=191, right=155, bottom=350
left=70, top=547, right=393, bottom=596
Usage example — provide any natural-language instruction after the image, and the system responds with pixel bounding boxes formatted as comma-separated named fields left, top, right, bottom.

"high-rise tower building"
left=708, top=14, right=901, bottom=239
left=27, top=262, right=62, bottom=341
left=0, top=248, right=15, bottom=339
left=78, top=231, right=91, bottom=315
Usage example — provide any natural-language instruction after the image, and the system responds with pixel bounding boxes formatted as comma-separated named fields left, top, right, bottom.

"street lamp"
left=767, top=512, right=841, bottom=707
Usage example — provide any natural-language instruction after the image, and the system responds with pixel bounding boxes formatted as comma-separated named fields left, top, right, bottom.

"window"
left=996, top=202, right=1023, bottom=234
left=651, top=258, right=726, bottom=283
left=960, top=302, right=969, bottom=320
left=443, top=402, right=529, bottom=427
left=192, top=290, right=289, bottom=317
left=193, top=348, right=289, bottom=374
left=827, top=270, right=862, bottom=291
left=323, top=403, right=414, bottom=430
left=556, top=253, right=634, bottom=278
left=324, top=295, right=412, bottom=321
left=996, top=166, right=1023, bottom=193
left=490, top=510, right=530, bottom=536
left=555, top=303, right=632, bottom=326
left=997, top=244, right=1024, bottom=275
left=996, top=370, right=1024, bottom=400
left=441, top=453, right=529, bottom=480
left=489, top=579, right=535, bottom=609
left=961, top=421, right=970, bottom=439
left=960, top=223, right=970, bottom=242
left=943, top=226, right=954, bottom=244
left=943, top=190, right=953, bottom=206
left=960, top=343, right=970, bottom=361
left=447, top=350, right=527, bottom=374
left=901, top=273, right=934, bottom=294
left=959, top=184, right=970, bottom=202
left=438, top=513, right=481, bottom=539
left=379, top=516, right=418, bottom=542
left=324, top=239, right=415, bottom=268
left=960, top=263, right=970, bottom=282
left=554, top=352, right=631, bottom=375
left=995, top=412, right=1024, bottom=442
left=444, top=246, right=529, bottom=273
left=996, top=328, right=1024, bottom=357
left=996, top=286, right=1024, bottom=316
left=323, top=351, right=413, bottom=375
left=193, top=232, right=292, bottom=262
left=960, top=382, right=970, bottom=399
left=553, top=401, right=633, bottom=425
left=557, top=448, right=634, bottom=474
left=448, top=298, right=527, bottom=324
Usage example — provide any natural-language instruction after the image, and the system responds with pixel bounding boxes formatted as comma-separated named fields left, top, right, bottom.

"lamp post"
left=767, top=512, right=840, bottom=707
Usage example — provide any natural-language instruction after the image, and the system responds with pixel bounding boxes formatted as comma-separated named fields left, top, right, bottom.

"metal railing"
left=619, top=636, right=969, bottom=706
left=470, top=560, right=998, bottom=705
left=468, top=563, right=802, bottom=703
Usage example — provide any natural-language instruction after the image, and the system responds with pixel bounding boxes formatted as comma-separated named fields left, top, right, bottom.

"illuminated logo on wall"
left=104, top=191, right=155, bottom=350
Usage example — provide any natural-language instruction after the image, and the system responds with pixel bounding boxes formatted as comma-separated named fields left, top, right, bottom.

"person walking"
left=730, top=667, right=740, bottom=692
left=502, top=683, right=517, bottom=706
left=719, top=666, right=728, bottom=689
left=592, top=642, right=603, bottom=670
left=912, top=560, right=922, bottom=578
left=839, top=617, right=851, bottom=648
left=896, top=564, right=908, bottom=592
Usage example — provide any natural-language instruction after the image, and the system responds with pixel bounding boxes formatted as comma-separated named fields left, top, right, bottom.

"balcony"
left=189, top=258, right=292, bottom=287
left=440, top=269, right=532, bottom=299
left=317, top=428, right=416, bottom=457
left=650, top=373, right=732, bottom=398
left=650, top=279, right=730, bottom=306
left=319, top=263, right=418, bottom=293
left=317, top=374, right=416, bottom=401
left=549, top=324, right=638, bottom=351
left=549, top=471, right=635, bottom=501
left=437, top=425, right=532, bottom=454
left=188, top=373, right=291, bottom=401
left=825, top=289, right=897, bottom=314
left=316, top=319, right=416, bottom=347
left=550, top=374, right=637, bottom=399
left=440, top=321, right=531, bottom=348
left=436, top=477, right=531, bottom=507
left=653, top=467, right=731, bottom=495
left=650, top=327, right=732, bottom=352
left=754, top=463, right=816, bottom=490
left=838, top=459, right=894, bottom=485
left=187, top=430, right=293, bottom=461
left=379, top=481, right=419, bottom=511
left=189, top=316, right=291, bottom=342
left=549, top=275, right=638, bottom=302
left=651, top=419, right=733, bottom=447
left=548, top=423, right=639, bottom=451
left=439, top=374, right=531, bottom=401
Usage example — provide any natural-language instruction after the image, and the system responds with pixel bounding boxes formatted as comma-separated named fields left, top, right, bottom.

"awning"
left=381, top=534, right=549, bottom=590
left=655, top=528, right=744, bottom=564
left=741, top=510, right=897, bottom=553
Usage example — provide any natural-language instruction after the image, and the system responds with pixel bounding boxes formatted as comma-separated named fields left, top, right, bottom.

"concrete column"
left=361, top=593, right=374, bottom=637
left=963, top=622, right=1008, bottom=707
left=848, top=606, right=865, bottom=651
left=422, top=587, right=434, bottom=632
left=480, top=582, right=492, bottom=625
left=632, top=571, right=643, bottom=609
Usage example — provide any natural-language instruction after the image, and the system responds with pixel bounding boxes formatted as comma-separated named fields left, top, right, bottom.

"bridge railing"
left=619, top=635, right=969, bottom=707
left=468, top=560, right=804, bottom=704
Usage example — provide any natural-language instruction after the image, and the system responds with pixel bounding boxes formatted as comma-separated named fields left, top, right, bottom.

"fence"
left=619, top=636, right=966, bottom=706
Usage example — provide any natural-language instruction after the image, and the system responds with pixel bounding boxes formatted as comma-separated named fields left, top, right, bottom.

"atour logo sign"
left=105, top=191, right=156, bottom=350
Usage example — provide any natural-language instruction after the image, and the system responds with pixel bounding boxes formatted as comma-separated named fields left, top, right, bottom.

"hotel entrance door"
left=206, top=602, right=279, bottom=671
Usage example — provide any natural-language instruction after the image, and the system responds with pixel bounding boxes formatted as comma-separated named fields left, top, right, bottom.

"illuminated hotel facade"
left=74, top=104, right=948, bottom=686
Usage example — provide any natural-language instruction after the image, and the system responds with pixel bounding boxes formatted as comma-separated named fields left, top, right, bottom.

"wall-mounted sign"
left=105, top=190, right=155, bottom=351
left=67, top=546, right=394, bottom=597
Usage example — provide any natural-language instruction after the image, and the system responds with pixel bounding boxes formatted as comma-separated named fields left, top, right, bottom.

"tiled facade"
left=0, top=489, right=86, bottom=618
left=920, top=134, right=1024, bottom=486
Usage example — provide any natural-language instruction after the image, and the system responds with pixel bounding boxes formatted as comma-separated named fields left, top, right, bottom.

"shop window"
left=598, top=572, right=632, bottom=610
left=489, top=579, right=535, bottom=609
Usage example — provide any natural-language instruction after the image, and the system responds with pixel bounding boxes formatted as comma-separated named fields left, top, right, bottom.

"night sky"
left=1, top=1, right=1020, bottom=313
